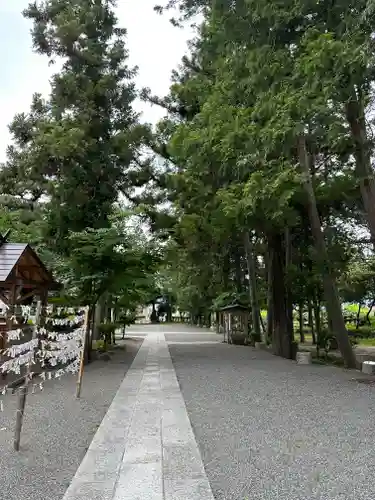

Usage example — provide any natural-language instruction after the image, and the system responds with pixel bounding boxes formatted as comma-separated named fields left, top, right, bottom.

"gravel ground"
left=165, top=332, right=223, bottom=343
left=169, top=343, right=375, bottom=500
left=0, top=338, right=142, bottom=500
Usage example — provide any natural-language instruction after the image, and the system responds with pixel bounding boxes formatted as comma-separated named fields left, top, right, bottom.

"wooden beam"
left=40, top=290, right=48, bottom=327
left=15, top=285, right=23, bottom=301
left=18, top=265, right=48, bottom=270
left=15, top=289, right=43, bottom=305
left=0, top=291, right=9, bottom=306
left=0, top=279, right=50, bottom=288
left=0, top=279, right=60, bottom=291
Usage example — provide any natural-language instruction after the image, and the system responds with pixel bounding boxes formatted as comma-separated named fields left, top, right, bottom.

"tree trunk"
left=308, top=300, right=316, bottom=344
left=84, top=305, right=94, bottom=364
left=366, top=299, right=375, bottom=325
left=203, top=311, right=211, bottom=328
left=297, top=136, right=356, bottom=368
left=299, top=303, right=305, bottom=343
left=313, top=295, right=322, bottom=357
left=110, top=307, right=116, bottom=344
left=93, top=298, right=104, bottom=341
left=244, top=231, right=261, bottom=340
left=285, top=227, right=294, bottom=340
left=106, top=302, right=112, bottom=323
left=266, top=249, right=273, bottom=345
left=313, top=297, right=321, bottom=337
left=259, top=312, right=266, bottom=334
left=166, top=303, right=172, bottom=323
left=269, top=233, right=293, bottom=359
left=150, top=302, right=158, bottom=323
left=346, top=92, right=375, bottom=244
left=356, top=304, right=362, bottom=329
left=234, top=246, right=243, bottom=293
left=223, top=254, right=230, bottom=290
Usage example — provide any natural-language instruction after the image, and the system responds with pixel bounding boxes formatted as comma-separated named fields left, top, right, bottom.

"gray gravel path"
left=169, top=342, right=375, bottom=500
left=165, top=332, right=224, bottom=343
left=0, top=338, right=142, bottom=500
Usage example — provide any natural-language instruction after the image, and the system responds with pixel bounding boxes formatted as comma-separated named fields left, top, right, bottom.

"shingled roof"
left=0, top=243, right=55, bottom=286
left=0, top=243, right=28, bottom=282
left=218, top=303, right=249, bottom=312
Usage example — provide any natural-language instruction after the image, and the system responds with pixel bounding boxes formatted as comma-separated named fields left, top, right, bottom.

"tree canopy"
left=2, top=0, right=375, bottom=367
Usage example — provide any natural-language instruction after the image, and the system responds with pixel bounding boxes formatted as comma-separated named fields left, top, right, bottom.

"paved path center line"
left=62, top=331, right=214, bottom=500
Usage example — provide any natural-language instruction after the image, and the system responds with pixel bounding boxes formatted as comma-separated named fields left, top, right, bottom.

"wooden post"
left=14, top=300, right=42, bottom=451
left=111, top=307, right=116, bottom=344
left=13, top=385, right=27, bottom=451
left=228, top=312, right=232, bottom=343
left=244, top=311, right=249, bottom=339
left=2, top=285, right=16, bottom=382
left=76, top=307, right=89, bottom=399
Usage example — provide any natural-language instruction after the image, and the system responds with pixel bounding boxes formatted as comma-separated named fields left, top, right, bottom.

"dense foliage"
left=0, top=0, right=161, bottom=357
left=139, top=0, right=375, bottom=367
left=2, top=0, right=375, bottom=369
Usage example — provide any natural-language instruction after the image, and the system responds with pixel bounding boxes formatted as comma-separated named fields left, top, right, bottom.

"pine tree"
left=18, top=0, right=142, bottom=252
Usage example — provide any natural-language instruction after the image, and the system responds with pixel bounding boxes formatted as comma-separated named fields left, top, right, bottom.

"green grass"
left=295, top=331, right=375, bottom=347
left=263, top=306, right=375, bottom=347
left=355, top=338, right=375, bottom=347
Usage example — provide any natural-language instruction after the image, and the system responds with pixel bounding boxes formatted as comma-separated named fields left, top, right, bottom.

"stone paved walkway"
left=62, top=328, right=215, bottom=500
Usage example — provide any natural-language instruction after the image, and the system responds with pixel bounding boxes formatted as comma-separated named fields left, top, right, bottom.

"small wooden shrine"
left=0, top=231, right=60, bottom=356
left=219, top=303, right=250, bottom=344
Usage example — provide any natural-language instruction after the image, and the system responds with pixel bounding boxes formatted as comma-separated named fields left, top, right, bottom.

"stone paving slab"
left=62, top=331, right=214, bottom=500
left=166, top=341, right=222, bottom=345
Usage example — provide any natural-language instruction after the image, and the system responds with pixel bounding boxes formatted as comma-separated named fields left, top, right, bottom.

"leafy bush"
left=48, top=295, right=80, bottom=306
left=119, top=311, right=136, bottom=327
left=92, top=339, right=107, bottom=352
left=98, top=322, right=117, bottom=334
left=347, top=324, right=374, bottom=338
left=249, top=330, right=261, bottom=345
left=350, top=337, right=358, bottom=347
left=98, top=322, right=117, bottom=344
left=316, top=329, right=337, bottom=355
left=358, top=338, right=375, bottom=347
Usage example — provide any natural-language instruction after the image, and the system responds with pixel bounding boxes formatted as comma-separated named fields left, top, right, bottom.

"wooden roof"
left=219, top=303, right=249, bottom=312
left=0, top=244, right=28, bottom=282
left=0, top=243, right=57, bottom=288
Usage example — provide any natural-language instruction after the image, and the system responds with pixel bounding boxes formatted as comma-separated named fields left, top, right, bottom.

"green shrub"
left=249, top=330, right=261, bottom=345
left=92, top=339, right=107, bottom=352
left=350, top=337, right=359, bottom=347
left=119, top=312, right=136, bottom=327
left=347, top=324, right=374, bottom=338
left=98, top=322, right=117, bottom=345
left=316, top=329, right=338, bottom=356
left=98, top=322, right=116, bottom=334
left=358, top=338, right=375, bottom=346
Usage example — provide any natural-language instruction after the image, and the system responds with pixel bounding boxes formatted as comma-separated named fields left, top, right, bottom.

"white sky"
left=0, top=0, right=194, bottom=161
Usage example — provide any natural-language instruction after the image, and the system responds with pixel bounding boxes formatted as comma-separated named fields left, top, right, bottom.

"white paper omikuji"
left=6, top=329, right=22, bottom=341
left=0, top=307, right=86, bottom=408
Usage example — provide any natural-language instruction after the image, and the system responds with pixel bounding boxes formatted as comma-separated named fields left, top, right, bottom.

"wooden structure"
left=219, top=303, right=250, bottom=344
left=0, top=233, right=60, bottom=360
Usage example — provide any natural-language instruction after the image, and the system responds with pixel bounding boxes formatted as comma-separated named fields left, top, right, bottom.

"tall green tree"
left=150, top=0, right=363, bottom=366
left=2, top=0, right=143, bottom=254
